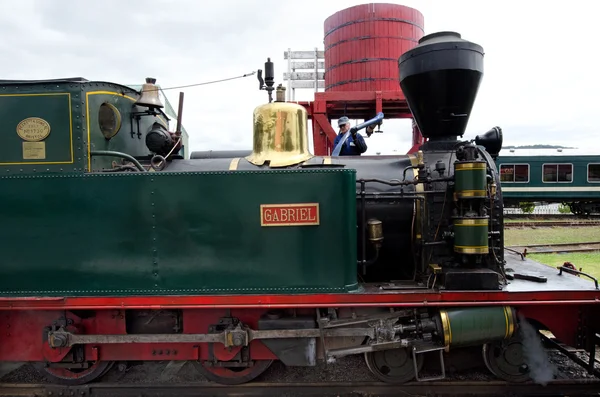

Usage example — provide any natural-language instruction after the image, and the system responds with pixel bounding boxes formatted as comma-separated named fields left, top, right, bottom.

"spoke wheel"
left=364, top=347, right=424, bottom=384
left=192, top=359, right=273, bottom=385
left=34, top=360, right=114, bottom=386
left=483, top=339, right=531, bottom=382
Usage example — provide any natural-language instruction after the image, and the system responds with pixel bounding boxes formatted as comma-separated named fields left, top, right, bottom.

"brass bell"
left=246, top=85, right=313, bottom=167
left=135, top=77, right=164, bottom=109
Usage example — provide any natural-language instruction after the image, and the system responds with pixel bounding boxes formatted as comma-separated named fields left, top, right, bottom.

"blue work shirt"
left=333, top=132, right=368, bottom=156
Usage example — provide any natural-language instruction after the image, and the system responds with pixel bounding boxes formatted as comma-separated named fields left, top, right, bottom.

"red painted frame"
left=0, top=288, right=598, bottom=364
left=0, top=289, right=599, bottom=310
left=298, top=90, right=425, bottom=156
left=0, top=297, right=598, bottom=363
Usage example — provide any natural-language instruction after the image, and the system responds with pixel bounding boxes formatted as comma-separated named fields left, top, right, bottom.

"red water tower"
left=298, top=3, right=425, bottom=155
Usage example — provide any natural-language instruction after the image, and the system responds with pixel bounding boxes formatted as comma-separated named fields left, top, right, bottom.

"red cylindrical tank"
left=324, top=3, right=425, bottom=92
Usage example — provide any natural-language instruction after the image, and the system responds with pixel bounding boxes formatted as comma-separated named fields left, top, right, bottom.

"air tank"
left=324, top=3, right=424, bottom=92
left=398, top=32, right=484, bottom=140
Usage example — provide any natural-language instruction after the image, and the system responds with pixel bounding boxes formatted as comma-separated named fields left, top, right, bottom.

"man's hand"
left=366, top=125, right=375, bottom=137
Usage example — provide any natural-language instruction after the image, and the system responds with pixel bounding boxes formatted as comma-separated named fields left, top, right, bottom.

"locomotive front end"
left=398, top=31, right=505, bottom=290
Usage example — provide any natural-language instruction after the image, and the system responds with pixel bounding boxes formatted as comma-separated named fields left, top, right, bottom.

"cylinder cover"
left=439, top=306, right=516, bottom=350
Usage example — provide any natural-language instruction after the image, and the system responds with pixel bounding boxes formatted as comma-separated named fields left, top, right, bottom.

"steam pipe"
left=332, top=112, right=384, bottom=157
left=357, top=177, right=453, bottom=187
left=350, top=112, right=384, bottom=135
left=403, top=165, right=419, bottom=181
left=176, top=92, right=184, bottom=135
left=90, top=150, right=146, bottom=172
left=360, top=180, right=367, bottom=274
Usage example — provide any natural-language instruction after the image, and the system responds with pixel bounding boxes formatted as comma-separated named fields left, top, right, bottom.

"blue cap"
left=338, top=116, right=350, bottom=127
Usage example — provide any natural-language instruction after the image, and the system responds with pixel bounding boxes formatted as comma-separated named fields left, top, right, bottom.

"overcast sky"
left=1, top=0, right=597, bottom=156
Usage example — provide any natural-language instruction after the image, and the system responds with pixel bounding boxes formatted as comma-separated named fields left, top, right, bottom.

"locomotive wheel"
left=33, top=360, right=114, bottom=386
left=482, top=338, right=531, bottom=382
left=192, top=359, right=273, bottom=385
left=364, top=347, right=424, bottom=384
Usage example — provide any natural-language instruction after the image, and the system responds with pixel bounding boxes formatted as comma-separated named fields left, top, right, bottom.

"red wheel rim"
left=35, top=360, right=113, bottom=385
left=193, top=359, right=273, bottom=385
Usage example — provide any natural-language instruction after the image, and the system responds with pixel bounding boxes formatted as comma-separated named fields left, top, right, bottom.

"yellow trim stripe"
left=407, top=153, right=417, bottom=166
left=455, top=162, right=486, bottom=170
left=454, top=245, right=489, bottom=249
left=503, top=307, right=509, bottom=339
left=454, top=246, right=489, bottom=254
left=454, top=218, right=488, bottom=226
left=87, top=90, right=137, bottom=102
left=439, top=311, right=451, bottom=347
left=407, top=153, right=424, bottom=238
left=229, top=158, right=241, bottom=170
left=0, top=93, right=69, bottom=97
left=505, top=307, right=515, bottom=338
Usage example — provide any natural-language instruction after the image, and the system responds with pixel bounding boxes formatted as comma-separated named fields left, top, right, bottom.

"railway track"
left=505, top=220, right=600, bottom=228
left=504, top=214, right=600, bottom=220
left=506, top=241, right=600, bottom=254
left=2, top=333, right=598, bottom=397
left=1, top=379, right=600, bottom=397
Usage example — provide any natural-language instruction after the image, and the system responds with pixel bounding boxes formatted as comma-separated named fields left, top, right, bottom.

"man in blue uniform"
left=333, top=116, right=368, bottom=156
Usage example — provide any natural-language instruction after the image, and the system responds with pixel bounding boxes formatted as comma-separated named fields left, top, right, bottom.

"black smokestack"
left=398, top=31, right=484, bottom=141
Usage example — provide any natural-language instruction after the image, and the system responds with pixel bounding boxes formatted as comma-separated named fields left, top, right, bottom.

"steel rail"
left=2, top=379, right=600, bottom=397
left=505, top=221, right=600, bottom=228
left=505, top=214, right=600, bottom=220
left=506, top=241, right=600, bottom=254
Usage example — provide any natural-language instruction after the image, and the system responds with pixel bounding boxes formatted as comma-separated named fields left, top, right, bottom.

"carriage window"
left=589, top=164, right=600, bottom=182
left=499, top=164, right=529, bottom=183
left=543, top=164, right=572, bottom=182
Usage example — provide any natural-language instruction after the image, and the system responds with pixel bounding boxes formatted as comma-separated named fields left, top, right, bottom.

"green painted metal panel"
left=84, top=87, right=170, bottom=172
left=86, top=92, right=143, bottom=171
left=0, top=80, right=169, bottom=175
left=0, top=169, right=358, bottom=296
left=0, top=85, right=84, bottom=173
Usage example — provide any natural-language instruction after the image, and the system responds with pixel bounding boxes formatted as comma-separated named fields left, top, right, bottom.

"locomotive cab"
left=0, top=76, right=188, bottom=175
